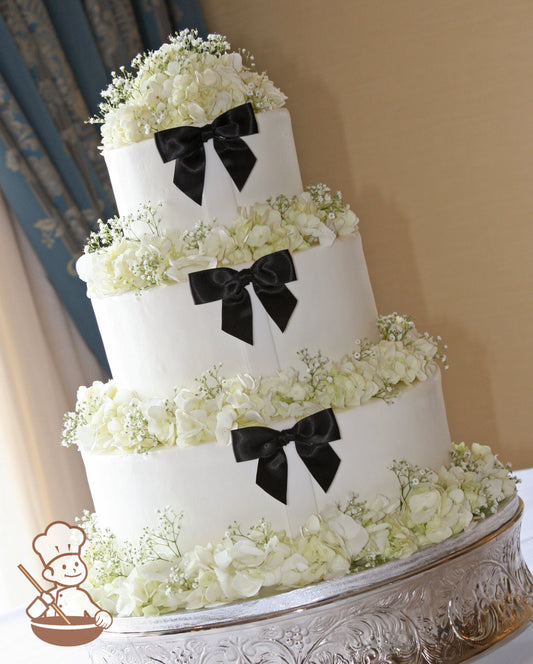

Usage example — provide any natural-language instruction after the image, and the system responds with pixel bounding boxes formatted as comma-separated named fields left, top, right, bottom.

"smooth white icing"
left=82, top=367, right=451, bottom=549
left=90, top=234, right=378, bottom=396
left=103, top=109, right=303, bottom=236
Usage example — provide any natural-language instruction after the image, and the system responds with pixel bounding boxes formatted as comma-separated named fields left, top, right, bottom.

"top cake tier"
left=104, top=109, right=303, bottom=235
left=92, top=31, right=302, bottom=235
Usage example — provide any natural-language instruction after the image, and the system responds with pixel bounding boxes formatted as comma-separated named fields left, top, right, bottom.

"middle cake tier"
left=81, top=234, right=378, bottom=396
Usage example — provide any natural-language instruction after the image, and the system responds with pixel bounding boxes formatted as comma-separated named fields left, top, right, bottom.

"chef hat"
left=33, top=521, right=86, bottom=567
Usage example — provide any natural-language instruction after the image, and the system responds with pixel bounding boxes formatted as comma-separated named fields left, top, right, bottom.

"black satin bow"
left=188, top=250, right=297, bottom=345
left=154, top=102, right=258, bottom=205
left=232, top=409, right=341, bottom=504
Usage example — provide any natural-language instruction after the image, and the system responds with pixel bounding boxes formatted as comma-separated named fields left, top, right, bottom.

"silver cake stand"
left=87, top=496, right=533, bottom=663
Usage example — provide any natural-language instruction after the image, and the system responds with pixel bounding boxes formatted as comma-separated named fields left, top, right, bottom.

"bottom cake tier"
left=77, top=439, right=516, bottom=617
left=82, top=366, right=451, bottom=549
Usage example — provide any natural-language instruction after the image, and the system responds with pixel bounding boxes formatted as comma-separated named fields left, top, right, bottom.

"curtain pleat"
left=132, top=0, right=175, bottom=49
left=0, top=0, right=207, bottom=369
left=0, top=192, right=104, bottom=611
left=83, top=0, right=143, bottom=72
left=0, top=77, right=91, bottom=253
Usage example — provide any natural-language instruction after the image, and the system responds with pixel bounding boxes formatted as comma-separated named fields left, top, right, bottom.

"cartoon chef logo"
left=18, top=521, right=112, bottom=647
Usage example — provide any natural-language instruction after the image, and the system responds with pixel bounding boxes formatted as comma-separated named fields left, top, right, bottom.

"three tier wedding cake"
left=64, top=31, right=516, bottom=616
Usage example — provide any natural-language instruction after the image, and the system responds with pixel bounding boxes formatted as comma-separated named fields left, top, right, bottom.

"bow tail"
left=221, top=290, right=254, bottom=344
left=296, top=442, right=341, bottom=493
left=256, top=451, right=288, bottom=504
left=214, top=135, right=257, bottom=191
left=173, top=150, right=206, bottom=206
left=255, top=285, right=298, bottom=333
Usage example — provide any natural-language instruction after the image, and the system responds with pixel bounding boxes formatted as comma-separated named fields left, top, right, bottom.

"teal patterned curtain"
left=0, top=0, right=206, bottom=369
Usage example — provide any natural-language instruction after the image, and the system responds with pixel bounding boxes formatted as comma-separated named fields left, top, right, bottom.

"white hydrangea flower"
left=405, top=485, right=443, bottom=526
left=93, top=32, right=286, bottom=149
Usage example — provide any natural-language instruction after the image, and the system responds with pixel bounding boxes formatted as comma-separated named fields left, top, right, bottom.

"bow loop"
left=155, top=125, right=200, bottom=161
left=231, top=409, right=342, bottom=504
left=189, top=250, right=297, bottom=345
left=154, top=102, right=258, bottom=205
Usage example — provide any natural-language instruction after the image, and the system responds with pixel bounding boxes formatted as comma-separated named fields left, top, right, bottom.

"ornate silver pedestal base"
left=87, top=496, right=533, bottom=663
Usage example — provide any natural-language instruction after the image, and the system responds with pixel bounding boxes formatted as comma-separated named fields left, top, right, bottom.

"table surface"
left=2, top=469, right=533, bottom=663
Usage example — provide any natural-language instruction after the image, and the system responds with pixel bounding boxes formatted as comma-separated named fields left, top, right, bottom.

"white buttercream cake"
left=65, top=31, right=516, bottom=616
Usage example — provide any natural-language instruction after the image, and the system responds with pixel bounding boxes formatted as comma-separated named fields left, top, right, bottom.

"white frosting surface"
left=91, top=234, right=378, bottom=395
left=82, top=367, right=451, bottom=549
left=103, top=109, right=303, bottom=236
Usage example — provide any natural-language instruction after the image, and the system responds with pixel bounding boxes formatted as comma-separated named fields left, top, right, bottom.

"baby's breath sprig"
left=267, top=192, right=293, bottom=217
left=449, top=443, right=481, bottom=472
left=125, top=203, right=162, bottom=240
left=297, top=348, right=329, bottom=396
left=268, top=185, right=354, bottom=228
left=62, top=411, right=81, bottom=448
left=378, top=314, right=449, bottom=371
left=475, top=494, right=499, bottom=520
left=123, top=402, right=153, bottom=449
left=307, top=184, right=352, bottom=228
left=423, top=331, right=449, bottom=370
left=175, top=30, right=231, bottom=57
left=62, top=386, right=104, bottom=448
left=139, top=508, right=183, bottom=562
left=168, top=565, right=197, bottom=592
left=450, top=442, right=516, bottom=481
left=130, top=249, right=166, bottom=288
left=225, top=518, right=274, bottom=547
left=86, top=216, right=124, bottom=253
left=78, top=512, right=135, bottom=585
left=353, top=339, right=376, bottom=362
left=377, top=313, right=416, bottom=342
left=374, top=378, right=401, bottom=403
left=194, top=364, right=224, bottom=399
left=238, top=46, right=255, bottom=69
left=245, top=518, right=276, bottom=546
left=340, top=495, right=370, bottom=524
left=89, top=66, right=135, bottom=124
left=182, top=220, right=213, bottom=251
left=390, top=460, right=437, bottom=503
left=224, top=521, right=246, bottom=540
left=86, top=204, right=162, bottom=253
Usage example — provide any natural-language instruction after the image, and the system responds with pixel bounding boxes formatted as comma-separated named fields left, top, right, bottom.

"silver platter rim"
left=103, top=495, right=523, bottom=638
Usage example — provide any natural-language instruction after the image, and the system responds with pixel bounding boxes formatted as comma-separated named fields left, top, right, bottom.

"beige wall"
left=201, top=0, right=533, bottom=467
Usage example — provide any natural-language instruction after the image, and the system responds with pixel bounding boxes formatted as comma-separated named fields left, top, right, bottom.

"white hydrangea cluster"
left=80, top=443, right=517, bottom=617
left=90, top=30, right=287, bottom=149
left=78, top=187, right=358, bottom=298
left=63, top=316, right=441, bottom=454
